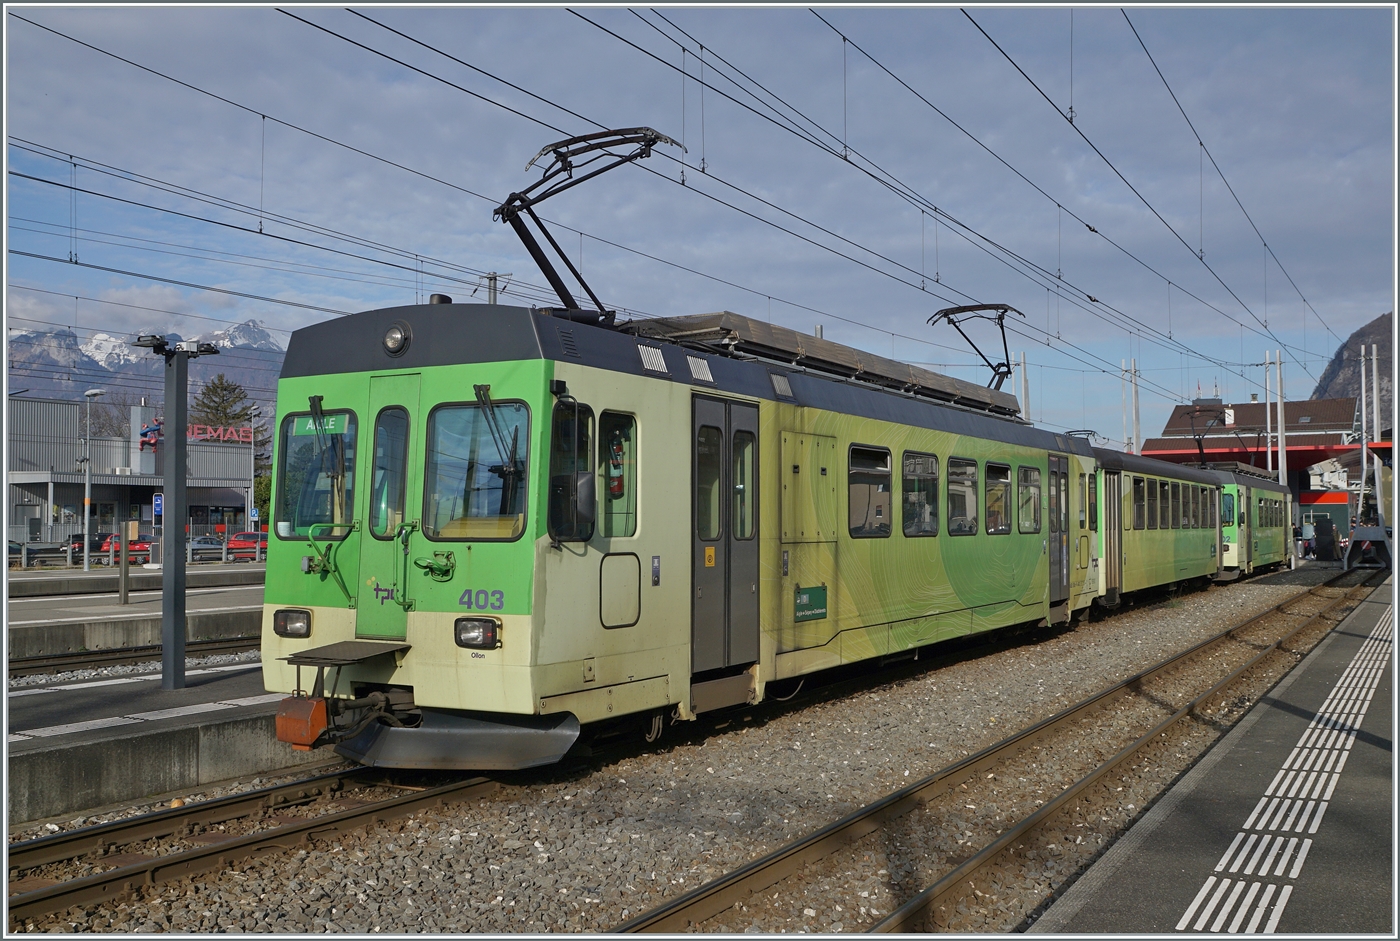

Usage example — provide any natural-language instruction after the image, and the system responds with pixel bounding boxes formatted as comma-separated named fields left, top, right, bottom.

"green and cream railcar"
left=1090, top=449, right=1222, bottom=604
left=1213, top=470, right=1292, bottom=576
left=264, top=303, right=1113, bottom=769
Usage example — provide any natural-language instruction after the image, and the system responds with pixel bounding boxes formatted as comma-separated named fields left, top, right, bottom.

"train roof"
left=282, top=302, right=1092, bottom=456
left=1209, top=469, right=1292, bottom=494
left=1091, top=448, right=1221, bottom=486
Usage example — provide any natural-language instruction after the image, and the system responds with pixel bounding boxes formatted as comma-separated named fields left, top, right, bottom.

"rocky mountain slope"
left=1310, top=311, right=1392, bottom=433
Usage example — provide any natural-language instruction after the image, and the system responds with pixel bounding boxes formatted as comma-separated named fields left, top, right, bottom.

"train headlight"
left=455, top=617, right=500, bottom=650
left=273, top=608, right=312, bottom=638
left=383, top=321, right=411, bottom=357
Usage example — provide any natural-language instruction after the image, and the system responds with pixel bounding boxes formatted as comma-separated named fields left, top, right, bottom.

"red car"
left=98, top=533, right=154, bottom=560
left=227, top=531, right=268, bottom=561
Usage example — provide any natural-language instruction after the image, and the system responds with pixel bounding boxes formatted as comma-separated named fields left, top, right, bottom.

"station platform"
left=7, top=562, right=264, bottom=598
left=6, top=656, right=323, bottom=825
left=7, top=582, right=262, bottom=658
left=1031, top=576, right=1393, bottom=935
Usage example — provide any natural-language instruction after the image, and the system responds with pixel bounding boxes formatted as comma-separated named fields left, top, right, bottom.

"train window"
left=1208, top=490, right=1217, bottom=529
left=695, top=425, right=724, bottom=541
left=1169, top=482, right=1181, bottom=530
left=543, top=400, right=593, bottom=543
left=1146, top=477, right=1158, bottom=530
left=948, top=459, right=979, bottom=535
left=1132, top=476, right=1145, bottom=530
left=1077, top=474, right=1087, bottom=529
left=369, top=407, right=409, bottom=539
left=1191, top=486, right=1201, bottom=529
left=1088, top=471, right=1098, bottom=532
left=1017, top=466, right=1041, bottom=534
left=276, top=409, right=358, bottom=541
left=424, top=401, right=531, bottom=541
left=733, top=430, right=757, bottom=540
left=986, top=463, right=1012, bottom=535
left=1059, top=472, right=1069, bottom=533
left=600, top=412, right=637, bottom=538
left=1221, top=492, right=1235, bottom=526
left=849, top=446, right=892, bottom=538
left=901, top=451, right=939, bottom=537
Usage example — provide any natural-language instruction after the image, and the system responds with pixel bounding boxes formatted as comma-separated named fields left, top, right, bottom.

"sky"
left=4, top=5, right=1395, bottom=445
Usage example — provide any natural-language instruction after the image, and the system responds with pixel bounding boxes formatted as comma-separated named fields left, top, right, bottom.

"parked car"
left=227, top=531, right=268, bottom=561
left=98, top=532, right=154, bottom=561
left=65, top=532, right=114, bottom=556
left=190, top=534, right=227, bottom=562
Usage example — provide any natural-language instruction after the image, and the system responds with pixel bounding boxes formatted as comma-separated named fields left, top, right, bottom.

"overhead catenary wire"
left=960, top=8, right=1317, bottom=384
left=1119, top=8, right=1343, bottom=347
left=19, top=8, right=1226, bottom=403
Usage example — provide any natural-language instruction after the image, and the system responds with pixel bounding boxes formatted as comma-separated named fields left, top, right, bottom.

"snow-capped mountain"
left=201, top=320, right=283, bottom=352
left=81, top=333, right=146, bottom=369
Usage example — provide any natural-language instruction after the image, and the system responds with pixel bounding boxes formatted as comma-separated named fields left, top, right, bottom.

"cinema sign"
left=187, top=425, right=254, bottom=443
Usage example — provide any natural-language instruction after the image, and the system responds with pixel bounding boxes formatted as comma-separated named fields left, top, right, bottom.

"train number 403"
left=458, top=588, right=505, bottom=610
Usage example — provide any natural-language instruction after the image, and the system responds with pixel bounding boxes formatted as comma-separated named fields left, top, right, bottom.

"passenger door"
left=1048, top=454, right=1070, bottom=606
left=692, top=397, right=759, bottom=674
left=357, top=373, right=420, bottom=640
left=1103, top=470, right=1122, bottom=604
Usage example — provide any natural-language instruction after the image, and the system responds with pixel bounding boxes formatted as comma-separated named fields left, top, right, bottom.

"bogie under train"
left=264, top=302, right=1292, bottom=769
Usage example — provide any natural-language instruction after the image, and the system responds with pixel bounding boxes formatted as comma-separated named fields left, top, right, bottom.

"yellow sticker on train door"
left=705, top=546, right=715, bottom=567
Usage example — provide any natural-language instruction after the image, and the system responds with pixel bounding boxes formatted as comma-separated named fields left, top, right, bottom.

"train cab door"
left=1102, top=470, right=1122, bottom=605
left=1048, top=454, right=1070, bottom=616
left=692, top=396, right=760, bottom=675
left=1241, top=485, right=1253, bottom=572
left=357, top=373, right=421, bottom=641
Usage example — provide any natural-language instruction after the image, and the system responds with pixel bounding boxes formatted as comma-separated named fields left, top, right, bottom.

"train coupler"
left=276, top=696, right=329, bottom=750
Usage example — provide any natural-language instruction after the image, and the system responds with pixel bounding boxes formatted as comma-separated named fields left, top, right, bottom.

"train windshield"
left=276, top=410, right=358, bottom=539
left=424, top=402, right=530, bottom=540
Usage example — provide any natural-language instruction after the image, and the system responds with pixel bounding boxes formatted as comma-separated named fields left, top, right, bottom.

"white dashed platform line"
left=1177, top=606, right=1392, bottom=933
left=7, top=691, right=283, bottom=742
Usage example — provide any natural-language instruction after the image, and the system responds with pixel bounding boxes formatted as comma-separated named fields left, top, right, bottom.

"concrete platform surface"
left=5, top=660, right=328, bottom=824
left=7, top=584, right=264, bottom=657
left=7, top=562, right=265, bottom=597
left=1031, top=578, right=1393, bottom=935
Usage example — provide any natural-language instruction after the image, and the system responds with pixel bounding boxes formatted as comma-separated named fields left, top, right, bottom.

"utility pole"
left=1131, top=358, right=1141, bottom=456
left=81, top=388, right=106, bottom=571
left=1121, top=359, right=1128, bottom=452
left=1359, top=344, right=1368, bottom=516
left=1373, top=343, right=1384, bottom=526
left=133, top=334, right=218, bottom=690
left=248, top=404, right=261, bottom=534
left=1020, top=352, right=1030, bottom=420
left=1277, top=351, right=1288, bottom=489
left=1265, top=352, right=1273, bottom=472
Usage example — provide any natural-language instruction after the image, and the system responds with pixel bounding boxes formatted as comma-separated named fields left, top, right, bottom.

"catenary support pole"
left=1277, top=352, right=1288, bottom=489
left=1373, top=343, right=1384, bottom=526
left=1265, top=351, right=1273, bottom=472
left=1360, top=344, right=1368, bottom=516
left=1131, top=358, right=1140, bottom=456
left=1121, top=359, right=1128, bottom=452
left=162, top=346, right=189, bottom=689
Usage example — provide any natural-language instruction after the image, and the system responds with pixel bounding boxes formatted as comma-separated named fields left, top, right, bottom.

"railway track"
left=5, top=767, right=496, bottom=926
left=6, top=638, right=261, bottom=677
left=615, top=567, right=1386, bottom=933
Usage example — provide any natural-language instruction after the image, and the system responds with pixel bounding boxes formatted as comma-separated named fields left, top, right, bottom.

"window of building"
left=423, top=401, right=530, bottom=541
left=600, top=412, right=638, bottom=538
left=1146, top=477, right=1158, bottom=530
left=733, top=430, right=756, bottom=540
left=948, top=458, right=979, bottom=535
left=1132, top=476, right=1145, bottom=530
left=901, top=451, right=939, bottom=537
left=986, top=463, right=1012, bottom=535
left=1017, top=466, right=1042, bottom=534
left=849, top=446, right=892, bottom=538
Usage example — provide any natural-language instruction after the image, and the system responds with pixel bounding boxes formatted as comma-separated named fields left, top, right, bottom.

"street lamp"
left=81, top=388, right=106, bottom=572
left=248, top=404, right=261, bottom=536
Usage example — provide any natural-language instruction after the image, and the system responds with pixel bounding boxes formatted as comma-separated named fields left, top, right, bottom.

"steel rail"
left=872, top=569, right=1386, bottom=932
left=7, top=637, right=261, bottom=677
left=614, top=569, right=1369, bottom=932
left=6, top=771, right=497, bottom=924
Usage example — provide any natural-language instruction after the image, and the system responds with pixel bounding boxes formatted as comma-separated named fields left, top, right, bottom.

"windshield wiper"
left=474, top=384, right=523, bottom=512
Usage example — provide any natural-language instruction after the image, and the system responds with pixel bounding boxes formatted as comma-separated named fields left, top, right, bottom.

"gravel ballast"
left=13, top=569, right=1349, bottom=933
